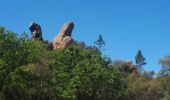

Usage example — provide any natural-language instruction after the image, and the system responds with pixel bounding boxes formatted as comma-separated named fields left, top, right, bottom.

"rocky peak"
left=29, top=22, right=43, bottom=41
left=59, top=22, right=74, bottom=36
left=29, top=21, right=74, bottom=50
left=53, top=22, right=74, bottom=49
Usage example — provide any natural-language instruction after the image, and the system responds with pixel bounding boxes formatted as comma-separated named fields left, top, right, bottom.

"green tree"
left=3, top=64, right=54, bottom=100
left=94, top=34, right=105, bottom=51
left=4, top=25, right=169, bottom=100
left=0, top=26, right=54, bottom=99
left=50, top=44, right=128, bottom=100
left=126, top=73, right=164, bottom=100
left=159, top=76, right=170, bottom=100
left=135, top=50, right=146, bottom=73
left=0, top=38, right=54, bottom=100
left=0, top=26, right=128, bottom=100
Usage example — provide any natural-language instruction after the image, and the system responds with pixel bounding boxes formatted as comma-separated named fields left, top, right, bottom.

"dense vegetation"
left=0, top=26, right=170, bottom=100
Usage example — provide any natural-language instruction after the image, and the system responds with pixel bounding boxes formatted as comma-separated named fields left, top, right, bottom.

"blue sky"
left=0, top=0, right=170, bottom=72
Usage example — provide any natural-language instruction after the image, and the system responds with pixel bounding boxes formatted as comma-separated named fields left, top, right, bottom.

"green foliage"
left=1, top=26, right=170, bottom=100
left=135, top=50, right=146, bottom=73
left=135, top=50, right=146, bottom=65
left=125, top=73, right=164, bottom=100
left=0, top=26, right=53, bottom=99
left=160, top=76, right=170, bottom=100
left=0, top=27, right=129, bottom=100
left=112, top=60, right=137, bottom=73
left=50, top=45, right=128, bottom=100
left=94, top=34, right=105, bottom=51
left=3, top=64, right=54, bottom=100
left=142, top=71, right=154, bottom=79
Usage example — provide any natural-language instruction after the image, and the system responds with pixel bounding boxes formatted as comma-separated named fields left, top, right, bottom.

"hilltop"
left=0, top=23, right=170, bottom=100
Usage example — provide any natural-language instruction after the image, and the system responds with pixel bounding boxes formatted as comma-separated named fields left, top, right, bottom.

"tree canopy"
left=0, top=26, right=170, bottom=100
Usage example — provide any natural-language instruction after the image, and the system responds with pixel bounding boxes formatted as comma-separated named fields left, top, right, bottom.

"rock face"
left=53, top=22, right=74, bottom=49
left=29, top=22, right=43, bottom=41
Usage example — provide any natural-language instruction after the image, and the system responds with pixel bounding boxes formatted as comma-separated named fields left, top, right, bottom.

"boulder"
left=29, top=22, right=43, bottom=41
left=53, top=22, right=74, bottom=49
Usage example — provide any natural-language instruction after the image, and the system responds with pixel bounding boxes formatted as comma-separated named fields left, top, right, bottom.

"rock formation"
left=29, top=22, right=53, bottom=50
left=29, top=21, right=74, bottom=50
left=29, top=22, right=43, bottom=41
left=53, top=22, right=74, bottom=49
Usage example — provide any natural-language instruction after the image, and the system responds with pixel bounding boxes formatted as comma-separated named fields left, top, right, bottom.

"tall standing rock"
left=29, top=22, right=43, bottom=41
left=53, top=22, right=74, bottom=49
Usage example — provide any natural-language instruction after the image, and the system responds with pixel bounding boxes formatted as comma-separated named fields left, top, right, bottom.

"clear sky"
left=0, top=0, right=170, bottom=72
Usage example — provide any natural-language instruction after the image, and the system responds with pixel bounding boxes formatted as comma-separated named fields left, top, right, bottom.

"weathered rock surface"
left=53, top=22, right=74, bottom=49
left=29, top=22, right=43, bottom=41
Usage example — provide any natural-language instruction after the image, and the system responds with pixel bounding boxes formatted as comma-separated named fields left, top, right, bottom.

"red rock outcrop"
left=53, top=22, right=74, bottom=49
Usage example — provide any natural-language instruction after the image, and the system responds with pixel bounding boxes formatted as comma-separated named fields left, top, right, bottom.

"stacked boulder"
left=53, top=22, right=74, bottom=49
left=29, top=22, right=74, bottom=50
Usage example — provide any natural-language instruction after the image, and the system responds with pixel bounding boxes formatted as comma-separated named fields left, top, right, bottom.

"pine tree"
left=94, top=34, right=105, bottom=51
left=135, top=50, right=146, bottom=73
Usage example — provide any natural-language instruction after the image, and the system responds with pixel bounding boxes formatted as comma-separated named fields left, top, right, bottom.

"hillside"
left=0, top=25, right=170, bottom=100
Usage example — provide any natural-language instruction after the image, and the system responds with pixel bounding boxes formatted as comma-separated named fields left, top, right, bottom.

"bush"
left=50, top=45, right=129, bottom=100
